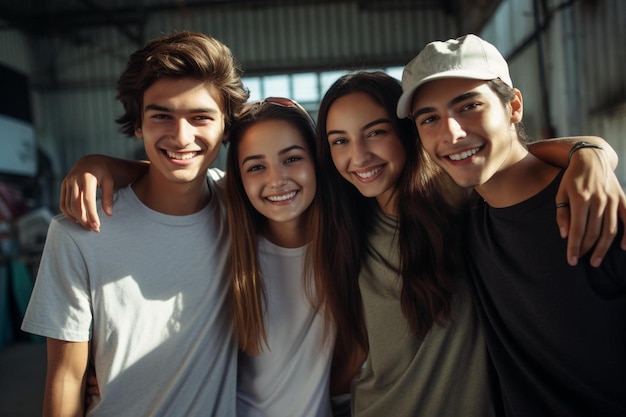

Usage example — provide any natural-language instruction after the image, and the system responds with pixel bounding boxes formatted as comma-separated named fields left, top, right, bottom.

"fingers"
left=564, top=196, right=586, bottom=267
left=60, top=173, right=102, bottom=233
left=566, top=192, right=611, bottom=266
left=59, top=178, right=76, bottom=222
left=578, top=193, right=605, bottom=257
left=82, top=175, right=101, bottom=233
left=59, top=154, right=121, bottom=233
left=588, top=197, right=618, bottom=267
left=558, top=149, right=624, bottom=267
left=563, top=186, right=623, bottom=267
left=555, top=186, right=570, bottom=239
left=100, top=176, right=115, bottom=217
left=555, top=178, right=589, bottom=266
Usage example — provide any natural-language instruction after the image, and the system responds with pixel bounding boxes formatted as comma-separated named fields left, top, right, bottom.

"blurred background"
left=0, top=0, right=624, bottom=415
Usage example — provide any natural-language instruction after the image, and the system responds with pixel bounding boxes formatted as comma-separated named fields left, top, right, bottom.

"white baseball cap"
left=397, top=34, right=512, bottom=118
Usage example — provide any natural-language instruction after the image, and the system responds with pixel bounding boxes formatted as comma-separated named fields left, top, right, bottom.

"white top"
left=22, top=172, right=237, bottom=417
left=236, top=238, right=333, bottom=417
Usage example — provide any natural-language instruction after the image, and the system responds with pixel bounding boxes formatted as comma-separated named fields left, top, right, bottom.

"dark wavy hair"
left=116, top=31, right=249, bottom=137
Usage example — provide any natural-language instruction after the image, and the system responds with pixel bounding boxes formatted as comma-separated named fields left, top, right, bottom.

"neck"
left=264, top=218, right=308, bottom=248
left=132, top=171, right=210, bottom=215
left=476, top=151, right=561, bottom=208
left=377, top=193, right=399, bottom=217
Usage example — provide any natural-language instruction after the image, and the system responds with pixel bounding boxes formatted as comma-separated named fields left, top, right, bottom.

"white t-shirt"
left=22, top=173, right=236, bottom=417
left=236, top=238, right=333, bottom=417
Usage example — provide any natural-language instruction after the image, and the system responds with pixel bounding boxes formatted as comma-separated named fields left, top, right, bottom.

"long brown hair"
left=225, top=101, right=321, bottom=355
left=311, top=71, right=464, bottom=357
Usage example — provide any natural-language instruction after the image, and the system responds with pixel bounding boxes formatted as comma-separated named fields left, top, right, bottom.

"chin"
left=451, top=177, right=479, bottom=189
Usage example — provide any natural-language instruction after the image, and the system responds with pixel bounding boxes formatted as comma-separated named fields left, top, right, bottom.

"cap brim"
left=397, top=69, right=505, bottom=119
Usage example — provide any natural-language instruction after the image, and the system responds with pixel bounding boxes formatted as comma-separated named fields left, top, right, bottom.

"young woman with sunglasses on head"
left=225, top=98, right=336, bottom=416
left=311, top=71, right=624, bottom=416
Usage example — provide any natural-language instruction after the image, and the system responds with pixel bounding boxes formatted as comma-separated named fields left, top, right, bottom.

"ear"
left=510, top=88, right=523, bottom=123
left=135, top=126, right=143, bottom=139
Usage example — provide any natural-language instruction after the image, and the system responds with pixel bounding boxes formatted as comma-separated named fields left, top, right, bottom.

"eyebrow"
left=144, top=104, right=220, bottom=114
left=412, top=91, right=481, bottom=119
left=326, top=117, right=391, bottom=136
left=241, top=144, right=307, bottom=164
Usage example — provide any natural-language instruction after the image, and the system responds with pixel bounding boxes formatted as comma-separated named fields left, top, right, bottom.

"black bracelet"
left=568, top=141, right=604, bottom=162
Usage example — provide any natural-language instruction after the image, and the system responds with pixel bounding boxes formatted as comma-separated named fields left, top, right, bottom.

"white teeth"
left=448, top=147, right=480, bottom=161
left=266, top=191, right=297, bottom=202
left=355, top=166, right=382, bottom=179
left=166, top=150, right=197, bottom=160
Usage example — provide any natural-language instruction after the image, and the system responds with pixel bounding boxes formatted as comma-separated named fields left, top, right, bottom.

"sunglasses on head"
left=240, top=97, right=314, bottom=123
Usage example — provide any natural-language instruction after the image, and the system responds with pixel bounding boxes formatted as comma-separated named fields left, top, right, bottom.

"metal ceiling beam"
left=0, top=0, right=499, bottom=40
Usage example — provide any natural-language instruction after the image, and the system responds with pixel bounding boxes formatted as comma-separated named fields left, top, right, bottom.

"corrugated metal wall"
left=0, top=21, right=30, bottom=74
left=13, top=2, right=458, bottom=208
left=571, top=0, right=625, bottom=188
left=481, top=0, right=625, bottom=187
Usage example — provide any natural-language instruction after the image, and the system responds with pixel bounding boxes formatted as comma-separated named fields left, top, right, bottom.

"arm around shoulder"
left=60, top=155, right=150, bottom=232
left=528, top=136, right=618, bottom=170
left=528, top=136, right=626, bottom=267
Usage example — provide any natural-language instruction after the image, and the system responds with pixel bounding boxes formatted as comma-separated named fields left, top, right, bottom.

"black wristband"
left=567, top=141, right=604, bottom=162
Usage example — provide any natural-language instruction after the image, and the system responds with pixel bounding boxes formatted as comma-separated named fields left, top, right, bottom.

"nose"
left=267, top=164, right=288, bottom=189
left=442, top=115, right=467, bottom=144
left=171, top=118, right=196, bottom=147
left=350, top=139, right=372, bottom=167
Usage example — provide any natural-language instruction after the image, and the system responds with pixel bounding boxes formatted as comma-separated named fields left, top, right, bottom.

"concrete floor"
left=0, top=341, right=46, bottom=417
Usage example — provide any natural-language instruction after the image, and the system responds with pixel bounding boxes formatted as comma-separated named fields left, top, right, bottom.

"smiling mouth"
left=354, top=165, right=382, bottom=179
left=165, top=150, right=198, bottom=160
left=266, top=191, right=297, bottom=202
left=447, top=146, right=481, bottom=161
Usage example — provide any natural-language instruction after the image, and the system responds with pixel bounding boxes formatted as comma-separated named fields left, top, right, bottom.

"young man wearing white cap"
left=398, top=34, right=626, bottom=416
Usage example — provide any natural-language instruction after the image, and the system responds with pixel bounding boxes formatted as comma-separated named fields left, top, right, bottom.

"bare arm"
left=527, top=136, right=617, bottom=169
left=528, top=136, right=626, bottom=266
left=43, top=339, right=89, bottom=417
left=60, top=155, right=149, bottom=232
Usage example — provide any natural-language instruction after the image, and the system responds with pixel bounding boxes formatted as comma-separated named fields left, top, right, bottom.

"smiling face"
left=238, top=119, right=316, bottom=234
left=325, top=92, right=406, bottom=214
left=411, top=78, right=524, bottom=191
left=136, top=77, right=225, bottom=189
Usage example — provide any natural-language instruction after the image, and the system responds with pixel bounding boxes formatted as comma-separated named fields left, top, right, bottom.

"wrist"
left=568, top=141, right=604, bottom=162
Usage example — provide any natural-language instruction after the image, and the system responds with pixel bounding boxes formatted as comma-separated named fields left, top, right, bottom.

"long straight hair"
left=225, top=102, right=321, bottom=355
left=310, top=71, right=465, bottom=357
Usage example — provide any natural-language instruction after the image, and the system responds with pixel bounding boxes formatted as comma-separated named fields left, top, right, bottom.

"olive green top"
left=352, top=211, right=498, bottom=417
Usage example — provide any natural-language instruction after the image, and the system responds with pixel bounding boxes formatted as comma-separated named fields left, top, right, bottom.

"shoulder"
left=207, top=167, right=227, bottom=207
left=207, top=167, right=225, bottom=182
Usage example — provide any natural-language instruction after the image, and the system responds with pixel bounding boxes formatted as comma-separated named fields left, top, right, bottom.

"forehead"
left=143, top=77, right=223, bottom=111
left=327, top=92, right=389, bottom=128
left=238, top=119, right=309, bottom=154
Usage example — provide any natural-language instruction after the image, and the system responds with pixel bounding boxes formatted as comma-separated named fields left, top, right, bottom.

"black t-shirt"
left=464, top=171, right=626, bottom=417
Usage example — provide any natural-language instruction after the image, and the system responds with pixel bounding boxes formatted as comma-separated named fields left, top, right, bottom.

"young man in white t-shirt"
left=21, top=31, right=249, bottom=417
